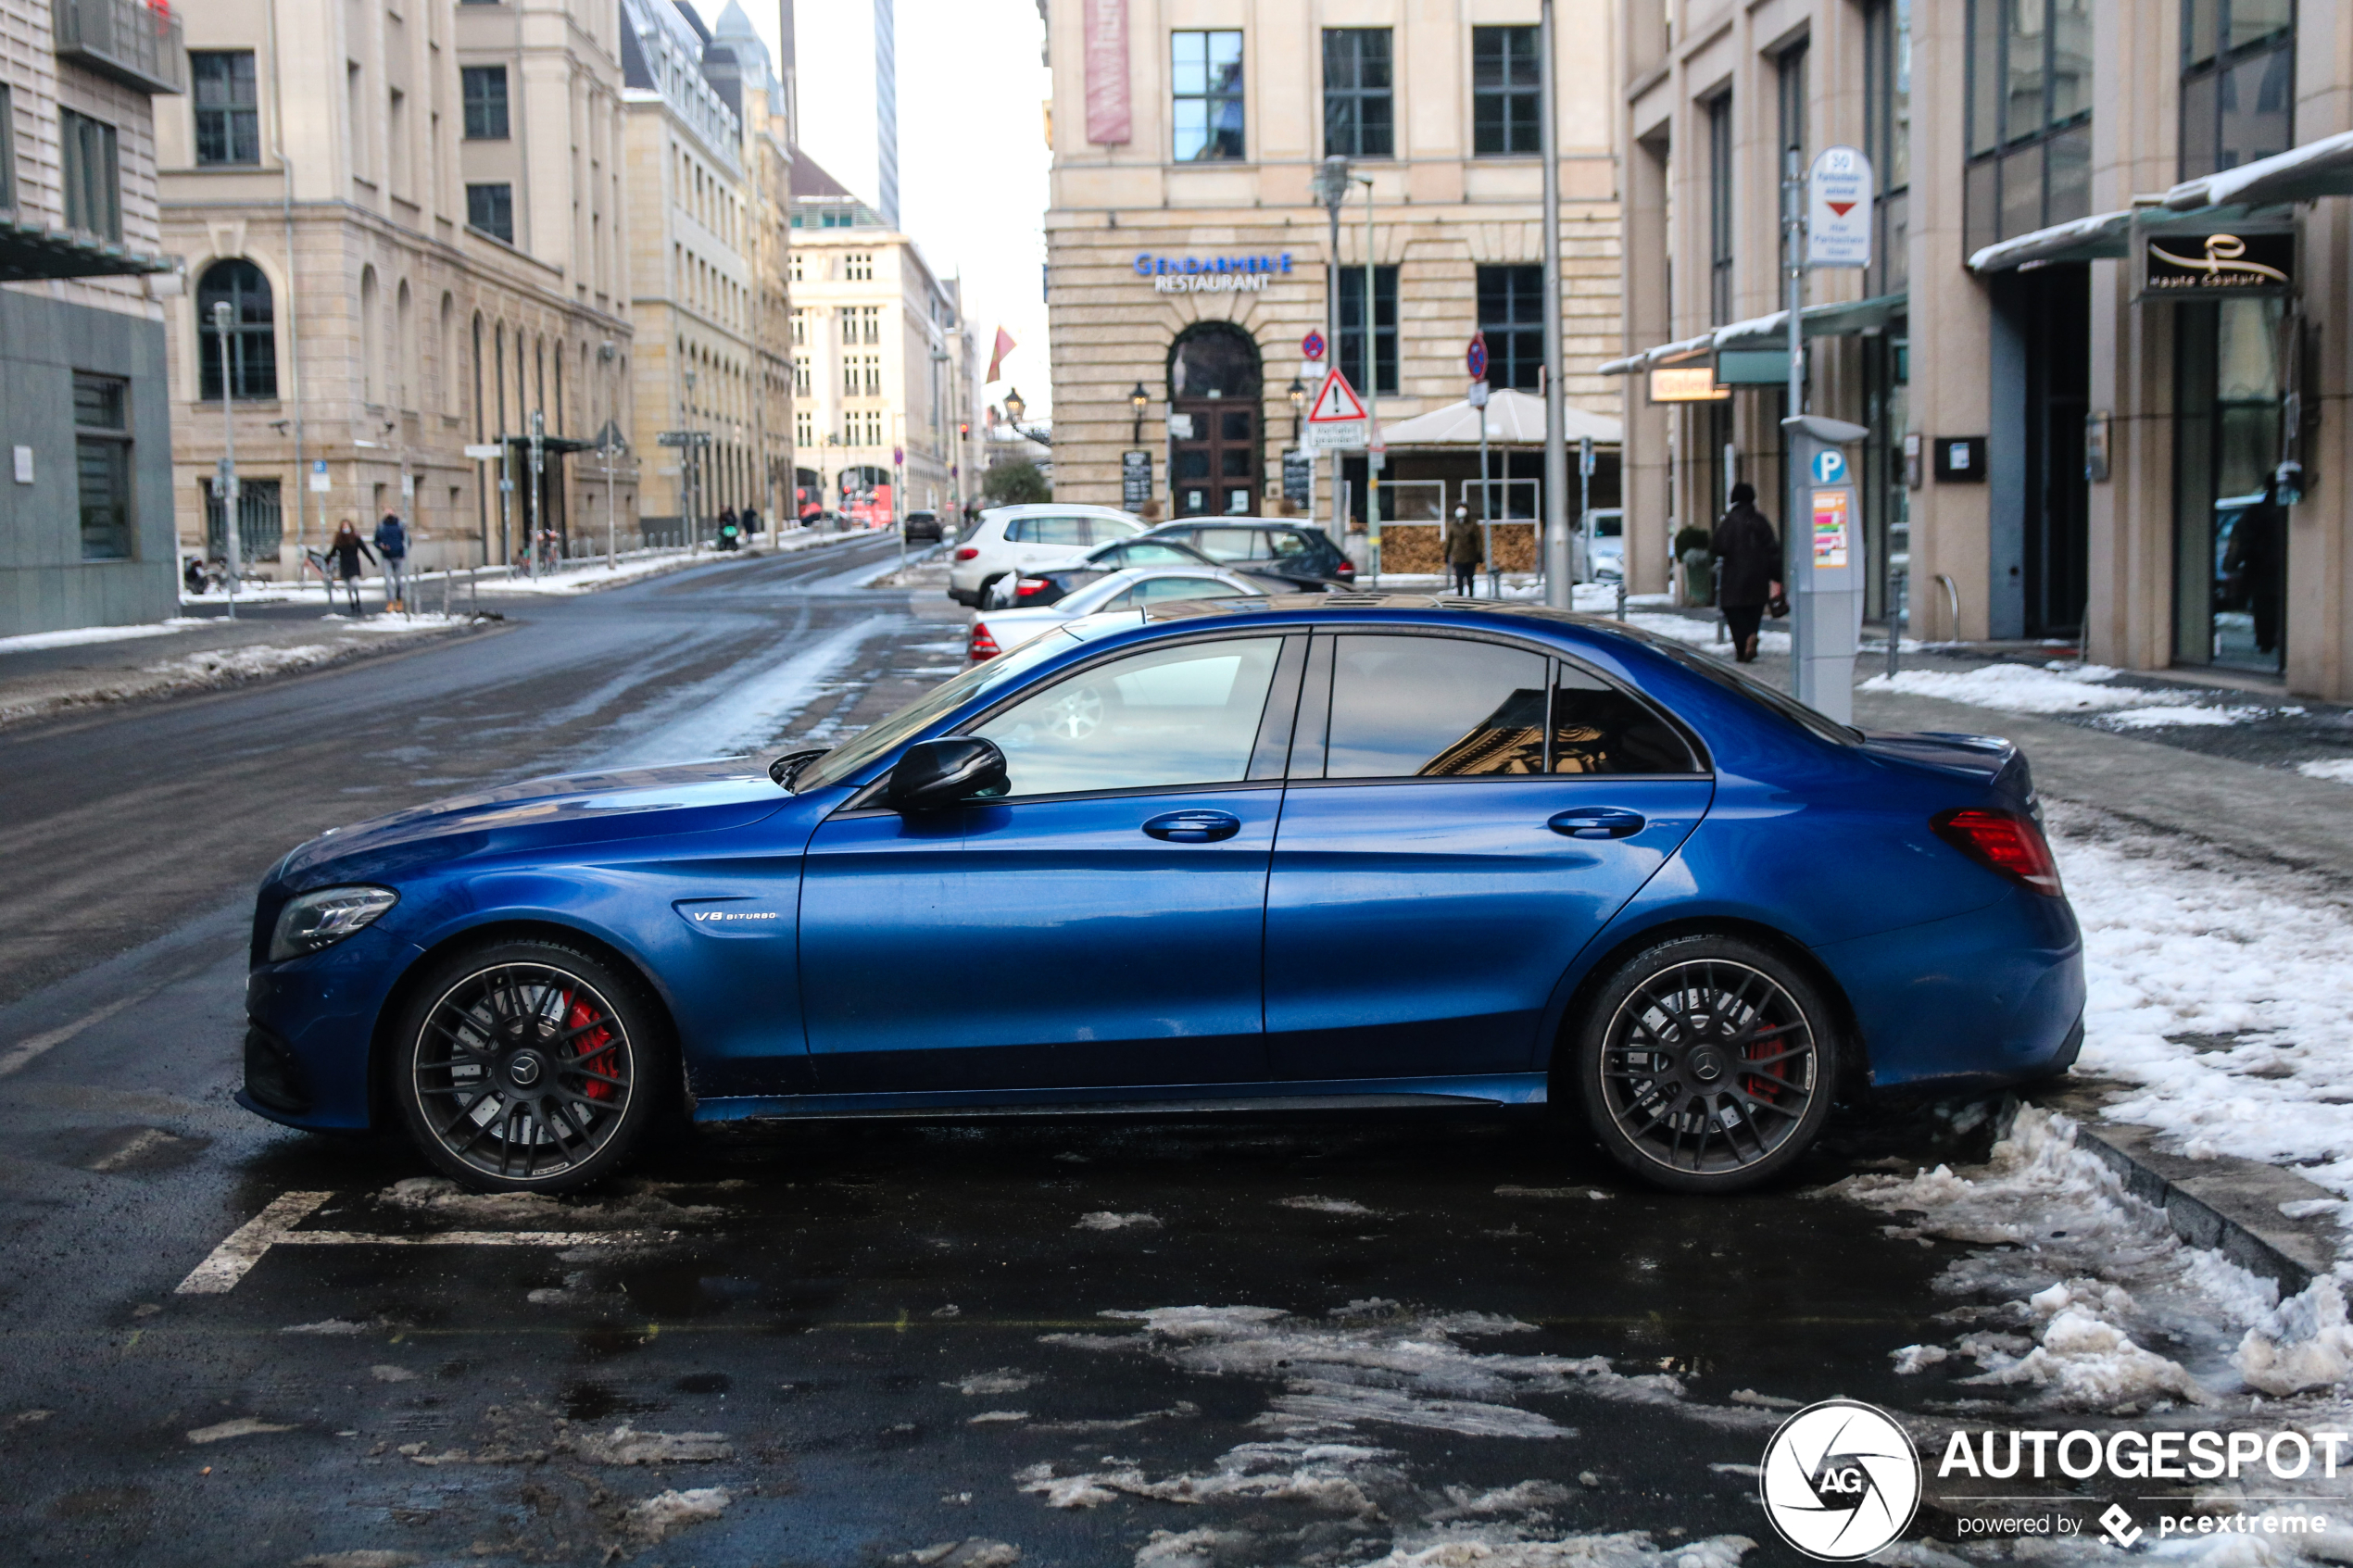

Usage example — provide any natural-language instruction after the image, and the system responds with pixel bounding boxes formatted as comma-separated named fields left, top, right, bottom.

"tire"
left=389, top=936, right=673, bottom=1193
left=1571, top=935, right=1838, bottom=1195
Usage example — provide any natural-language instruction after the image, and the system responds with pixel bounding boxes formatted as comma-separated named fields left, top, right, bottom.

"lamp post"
left=1313, top=156, right=1351, bottom=549
left=1287, top=376, right=1306, bottom=445
left=1000, top=386, right=1050, bottom=445
left=1540, top=0, right=1571, bottom=608
left=1358, top=169, right=1380, bottom=580
left=1129, top=381, right=1150, bottom=445
left=210, top=300, right=241, bottom=620
left=682, top=368, right=698, bottom=548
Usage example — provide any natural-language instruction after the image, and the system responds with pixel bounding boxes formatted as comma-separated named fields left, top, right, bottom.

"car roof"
left=1132, top=593, right=1668, bottom=647
left=980, top=503, right=1142, bottom=521
left=1147, top=518, right=1319, bottom=533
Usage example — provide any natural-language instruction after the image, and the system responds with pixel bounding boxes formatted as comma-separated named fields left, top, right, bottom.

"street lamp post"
left=1313, top=156, right=1351, bottom=551
left=1287, top=376, right=1306, bottom=445
left=1540, top=0, right=1571, bottom=608
left=1129, top=382, right=1150, bottom=446
left=682, top=369, right=698, bottom=549
left=1360, top=169, right=1380, bottom=581
left=209, top=300, right=241, bottom=621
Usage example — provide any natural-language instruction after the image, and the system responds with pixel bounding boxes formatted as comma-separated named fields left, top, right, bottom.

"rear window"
left=1193, top=527, right=1265, bottom=562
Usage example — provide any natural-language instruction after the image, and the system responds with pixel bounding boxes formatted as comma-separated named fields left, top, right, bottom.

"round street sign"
left=1810, top=448, right=1848, bottom=484
left=1466, top=332, right=1489, bottom=381
left=1302, top=330, right=1327, bottom=362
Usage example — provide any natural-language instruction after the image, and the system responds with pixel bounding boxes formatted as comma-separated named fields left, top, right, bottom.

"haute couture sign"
left=2143, top=231, right=2295, bottom=295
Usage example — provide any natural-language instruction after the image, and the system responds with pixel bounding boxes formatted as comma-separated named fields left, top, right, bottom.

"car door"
left=799, top=632, right=1306, bottom=1094
left=1263, top=631, right=1714, bottom=1084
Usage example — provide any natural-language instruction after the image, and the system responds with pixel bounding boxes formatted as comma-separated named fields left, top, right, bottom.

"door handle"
left=1143, top=809, right=1241, bottom=843
left=1548, top=808, right=1646, bottom=840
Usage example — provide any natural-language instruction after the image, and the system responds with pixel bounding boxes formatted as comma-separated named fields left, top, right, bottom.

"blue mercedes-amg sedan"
left=240, top=597, right=2083, bottom=1196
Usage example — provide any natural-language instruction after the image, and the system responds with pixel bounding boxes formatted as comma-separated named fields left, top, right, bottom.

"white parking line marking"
left=0, top=994, right=142, bottom=1078
left=174, top=1190, right=680, bottom=1295
left=175, top=1191, right=334, bottom=1295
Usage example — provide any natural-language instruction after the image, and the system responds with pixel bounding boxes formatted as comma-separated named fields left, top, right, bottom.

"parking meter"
left=1781, top=415, right=1869, bottom=725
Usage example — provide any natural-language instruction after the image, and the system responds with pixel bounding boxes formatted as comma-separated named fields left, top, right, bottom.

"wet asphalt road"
left=0, top=548, right=2056, bottom=1565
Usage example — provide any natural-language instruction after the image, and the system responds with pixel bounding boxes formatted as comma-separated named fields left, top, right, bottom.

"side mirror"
left=885, top=736, right=1008, bottom=812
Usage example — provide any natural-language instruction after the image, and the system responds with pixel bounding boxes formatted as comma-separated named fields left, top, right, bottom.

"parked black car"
left=903, top=509, right=945, bottom=544
left=1139, top=519, right=1355, bottom=592
left=985, top=535, right=1227, bottom=608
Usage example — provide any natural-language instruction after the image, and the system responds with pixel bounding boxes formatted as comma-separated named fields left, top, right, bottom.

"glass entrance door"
left=2173, top=298, right=2286, bottom=673
left=1174, top=401, right=1259, bottom=517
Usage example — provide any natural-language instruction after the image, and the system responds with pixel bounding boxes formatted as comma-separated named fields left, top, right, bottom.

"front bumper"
left=240, top=930, right=411, bottom=1131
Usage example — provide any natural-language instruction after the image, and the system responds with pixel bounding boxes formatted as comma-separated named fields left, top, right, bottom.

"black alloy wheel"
left=392, top=938, right=668, bottom=1192
left=1574, top=935, right=1837, bottom=1193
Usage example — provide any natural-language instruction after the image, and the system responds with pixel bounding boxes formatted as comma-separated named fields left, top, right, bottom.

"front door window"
left=974, top=636, right=1282, bottom=797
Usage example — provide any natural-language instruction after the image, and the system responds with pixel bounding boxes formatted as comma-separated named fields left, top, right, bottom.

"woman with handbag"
left=1712, top=483, right=1782, bottom=665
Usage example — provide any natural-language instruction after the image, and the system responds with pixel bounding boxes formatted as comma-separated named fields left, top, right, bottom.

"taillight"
left=955, top=546, right=979, bottom=560
left=1014, top=577, right=1051, bottom=599
left=1932, top=809, right=2064, bottom=897
left=1334, top=560, right=1355, bottom=579
left=968, top=621, right=1000, bottom=660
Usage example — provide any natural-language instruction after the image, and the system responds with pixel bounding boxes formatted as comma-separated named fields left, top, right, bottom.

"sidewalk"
left=0, top=610, right=490, bottom=730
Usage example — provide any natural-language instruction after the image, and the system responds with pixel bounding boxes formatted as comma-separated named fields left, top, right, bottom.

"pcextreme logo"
left=1758, top=1399, right=1923, bottom=1561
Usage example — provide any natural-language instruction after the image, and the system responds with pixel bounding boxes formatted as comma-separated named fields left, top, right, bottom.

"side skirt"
left=691, top=1073, right=1551, bottom=1124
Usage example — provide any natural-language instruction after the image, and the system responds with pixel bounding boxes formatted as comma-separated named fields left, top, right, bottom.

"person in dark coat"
left=1443, top=505, right=1484, bottom=597
left=2222, top=481, right=2286, bottom=655
left=327, top=520, right=377, bottom=617
left=1712, top=482, right=1782, bottom=664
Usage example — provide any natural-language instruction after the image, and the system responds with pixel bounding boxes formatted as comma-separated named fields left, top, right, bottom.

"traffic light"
left=958, top=421, right=970, bottom=438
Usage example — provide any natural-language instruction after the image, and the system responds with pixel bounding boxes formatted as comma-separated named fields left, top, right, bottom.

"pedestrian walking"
left=373, top=510, right=409, bottom=612
left=1712, top=483, right=1782, bottom=665
left=1444, top=504, right=1485, bottom=597
left=327, top=520, right=377, bottom=617
left=740, top=505, right=761, bottom=540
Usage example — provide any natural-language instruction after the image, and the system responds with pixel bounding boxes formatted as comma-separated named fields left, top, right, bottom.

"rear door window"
left=1323, top=634, right=1550, bottom=778
left=1549, top=663, right=1702, bottom=774
left=1032, top=518, right=1089, bottom=546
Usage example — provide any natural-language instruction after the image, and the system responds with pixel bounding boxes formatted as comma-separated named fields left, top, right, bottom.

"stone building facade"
left=1608, top=0, right=2353, bottom=703
left=0, top=0, right=181, bottom=634
left=787, top=154, right=977, bottom=525
left=160, top=0, right=636, bottom=575
left=1042, top=0, right=1621, bottom=532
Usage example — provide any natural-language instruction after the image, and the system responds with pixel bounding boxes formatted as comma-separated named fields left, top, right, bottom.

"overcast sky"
left=744, top=0, right=1054, bottom=417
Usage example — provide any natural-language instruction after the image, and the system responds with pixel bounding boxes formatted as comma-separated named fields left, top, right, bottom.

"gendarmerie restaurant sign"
left=2143, top=231, right=2295, bottom=295
left=1134, top=252, right=1296, bottom=294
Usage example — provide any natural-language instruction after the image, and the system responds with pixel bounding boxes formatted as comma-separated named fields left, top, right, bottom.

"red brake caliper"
left=563, top=993, right=618, bottom=1102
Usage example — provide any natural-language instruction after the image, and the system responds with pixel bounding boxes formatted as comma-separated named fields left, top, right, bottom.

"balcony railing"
left=53, top=0, right=185, bottom=95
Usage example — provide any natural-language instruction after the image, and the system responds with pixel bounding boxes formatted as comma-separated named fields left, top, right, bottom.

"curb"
left=2024, top=1078, right=2341, bottom=1296
left=471, top=527, right=879, bottom=596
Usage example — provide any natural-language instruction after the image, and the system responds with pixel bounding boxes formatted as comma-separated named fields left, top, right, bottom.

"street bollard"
left=1616, top=583, right=1626, bottom=621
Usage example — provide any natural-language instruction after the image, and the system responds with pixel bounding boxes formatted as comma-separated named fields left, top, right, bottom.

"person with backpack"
left=327, top=520, right=377, bottom=617
left=373, top=511, right=409, bottom=612
left=1712, top=483, right=1782, bottom=665
left=1443, top=504, right=1485, bottom=597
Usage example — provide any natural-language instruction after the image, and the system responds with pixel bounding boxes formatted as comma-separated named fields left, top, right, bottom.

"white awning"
left=1967, top=208, right=2138, bottom=274
left=2161, top=128, right=2353, bottom=210
left=1598, top=293, right=1908, bottom=375
left=1378, top=386, right=1621, bottom=445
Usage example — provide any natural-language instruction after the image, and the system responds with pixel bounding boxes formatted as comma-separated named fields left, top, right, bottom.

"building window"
left=1964, top=0, right=2093, bottom=257
left=60, top=110, right=120, bottom=242
left=1472, top=27, right=1541, bottom=156
left=0, top=85, right=13, bottom=213
left=793, top=355, right=811, bottom=396
left=839, top=305, right=879, bottom=345
left=1337, top=264, right=1398, bottom=397
left=1865, top=0, right=1912, bottom=297
left=1476, top=265, right=1546, bottom=392
left=789, top=253, right=804, bottom=282
left=2182, top=0, right=2293, bottom=180
left=1706, top=94, right=1733, bottom=325
left=843, top=354, right=880, bottom=396
left=796, top=409, right=814, bottom=447
left=790, top=307, right=807, bottom=345
left=203, top=476, right=283, bottom=563
left=73, top=373, right=133, bottom=562
left=462, top=66, right=510, bottom=140
left=467, top=182, right=513, bottom=243
left=1172, top=30, right=1244, bottom=161
left=1323, top=29, right=1392, bottom=159
left=192, top=52, right=261, bottom=166
left=845, top=252, right=874, bottom=281
left=196, top=259, right=278, bottom=400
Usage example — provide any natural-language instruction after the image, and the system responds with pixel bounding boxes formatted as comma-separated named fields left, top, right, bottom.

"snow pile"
left=1358, top=1531, right=1754, bottom=1568
left=146, top=644, right=353, bottom=683
left=375, top=1174, right=721, bottom=1228
left=622, top=1486, right=730, bottom=1542
left=1074, top=1211, right=1162, bottom=1231
left=1019, top=1438, right=1398, bottom=1513
left=1858, top=660, right=2158, bottom=713
left=2296, top=759, right=2353, bottom=785
left=1277, top=1195, right=1380, bottom=1215
left=2233, top=1277, right=2353, bottom=1396
left=1832, top=1106, right=2276, bottom=1406
left=0, top=619, right=200, bottom=654
left=572, top=1424, right=732, bottom=1464
left=1623, top=612, right=1791, bottom=656
left=2050, top=806, right=2353, bottom=1199
left=2097, top=702, right=2267, bottom=729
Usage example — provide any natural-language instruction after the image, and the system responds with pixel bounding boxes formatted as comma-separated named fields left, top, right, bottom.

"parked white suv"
left=947, top=504, right=1145, bottom=607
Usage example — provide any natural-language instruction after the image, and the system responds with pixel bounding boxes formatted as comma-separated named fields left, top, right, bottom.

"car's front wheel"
left=390, top=937, right=670, bottom=1192
left=1573, top=935, right=1837, bottom=1194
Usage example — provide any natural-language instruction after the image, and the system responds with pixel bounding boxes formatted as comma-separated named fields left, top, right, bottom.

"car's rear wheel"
left=1573, top=935, right=1836, bottom=1194
left=391, top=937, right=670, bottom=1192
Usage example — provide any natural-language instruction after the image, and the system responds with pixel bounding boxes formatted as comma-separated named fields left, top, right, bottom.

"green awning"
left=1600, top=291, right=1908, bottom=375
left=0, top=216, right=171, bottom=282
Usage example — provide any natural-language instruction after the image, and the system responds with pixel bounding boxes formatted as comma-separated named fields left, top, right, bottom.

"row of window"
left=193, top=53, right=511, bottom=161
left=1174, top=26, right=1544, bottom=163
left=0, top=90, right=124, bottom=242
left=1335, top=265, right=1547, bottom=397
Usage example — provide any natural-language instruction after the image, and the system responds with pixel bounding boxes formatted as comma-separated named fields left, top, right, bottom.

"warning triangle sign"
left=1307, top=367, right=1368, bottom=423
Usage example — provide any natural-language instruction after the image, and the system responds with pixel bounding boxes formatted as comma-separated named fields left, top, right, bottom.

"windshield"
left=790, top=631, right=1080, bottom=791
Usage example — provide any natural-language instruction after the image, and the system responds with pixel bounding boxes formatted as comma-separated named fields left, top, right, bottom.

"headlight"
left=270, top=885, right=399, bottom=962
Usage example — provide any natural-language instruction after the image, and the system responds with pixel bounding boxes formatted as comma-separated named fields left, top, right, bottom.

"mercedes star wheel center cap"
left=509, top=1053, right=544, bottom=1087
left=1689, top=1047, right=1726, bottom=1084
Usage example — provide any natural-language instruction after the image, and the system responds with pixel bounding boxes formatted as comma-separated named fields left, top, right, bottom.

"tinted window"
left=1551, top=665, right=1701, bottom=774
left=1083, top=516, right=1141, bottom=544
left=1003, top=519, right=1036, bottom=543
left=1266, top=531, right=1318, bottom=559
left=1192, top=527, right=1267, bottom=561
left=1326, top=635, right=1549, bottom=778
left=975, top=637, right=1282, bottom=797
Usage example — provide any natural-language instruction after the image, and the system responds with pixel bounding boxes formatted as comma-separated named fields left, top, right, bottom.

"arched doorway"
left=1167, top=322, right=1262, bottom=517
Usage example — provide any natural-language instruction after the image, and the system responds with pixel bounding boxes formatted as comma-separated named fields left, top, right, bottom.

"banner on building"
left=1084, top=0, right=1131, bottom=145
